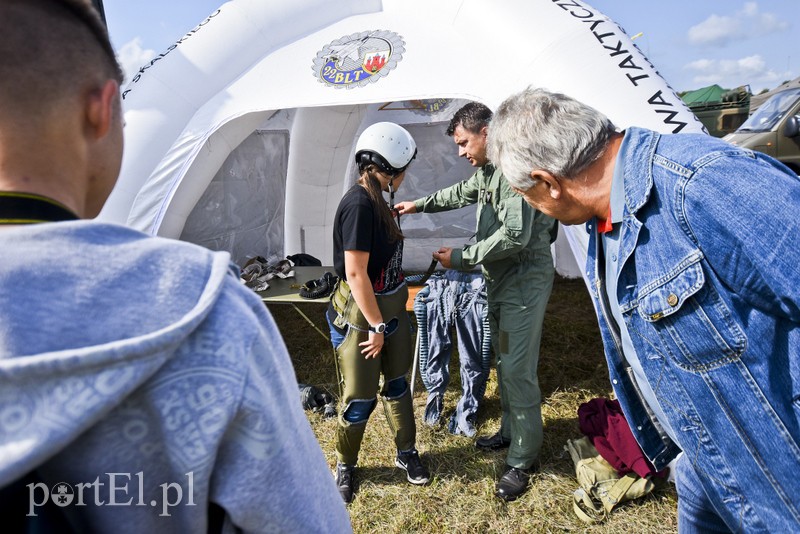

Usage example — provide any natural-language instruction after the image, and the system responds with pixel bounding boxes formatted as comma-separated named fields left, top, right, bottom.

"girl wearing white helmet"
left=327, top=122, right=429, bottom=503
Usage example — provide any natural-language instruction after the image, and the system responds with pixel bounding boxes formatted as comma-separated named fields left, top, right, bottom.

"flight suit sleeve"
left=450, top=177, right=534, bottom=270
left=413, top=171, right=481, bottom=213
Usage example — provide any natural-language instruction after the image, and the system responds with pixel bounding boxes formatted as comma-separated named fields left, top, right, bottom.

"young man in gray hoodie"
left=0, top=1, right=351, bottom=532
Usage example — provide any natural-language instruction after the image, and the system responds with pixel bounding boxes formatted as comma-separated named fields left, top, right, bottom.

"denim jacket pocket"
left=634, top=254, right=746, bottom=372
left=637, top=258, right=704, bottom=322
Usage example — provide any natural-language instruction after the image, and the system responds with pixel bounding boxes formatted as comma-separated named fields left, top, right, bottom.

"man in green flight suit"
left=395, top=102, right=557, bottom=501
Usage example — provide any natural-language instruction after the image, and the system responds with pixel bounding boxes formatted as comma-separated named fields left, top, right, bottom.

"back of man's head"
left=0, top=0, right=123, bottom=126
left=446, top=101, right=493, bottom=136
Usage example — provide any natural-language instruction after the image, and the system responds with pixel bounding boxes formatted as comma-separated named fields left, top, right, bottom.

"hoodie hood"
left=0, top=221, right=233, bottom=485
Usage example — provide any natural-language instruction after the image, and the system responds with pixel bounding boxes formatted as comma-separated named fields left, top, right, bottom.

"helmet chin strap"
left=388, top=177, right=401, bottom=229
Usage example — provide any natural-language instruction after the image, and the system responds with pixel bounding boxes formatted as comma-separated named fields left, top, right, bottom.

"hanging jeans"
left=414, top=270, right=490, bottom=436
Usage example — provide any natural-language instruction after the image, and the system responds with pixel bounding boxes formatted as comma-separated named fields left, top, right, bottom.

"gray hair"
left=487, top=87, right=616, bottom=190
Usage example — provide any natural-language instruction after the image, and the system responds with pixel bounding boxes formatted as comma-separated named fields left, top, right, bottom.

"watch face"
left=373, top=323, right=386, bottom=333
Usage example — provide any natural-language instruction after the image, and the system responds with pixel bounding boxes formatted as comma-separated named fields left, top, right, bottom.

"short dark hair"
left=0, top=0, right=123, bottom=119
left=60, top=0, right=123, bottom=82
left=446, top=102, right=493, bottom=136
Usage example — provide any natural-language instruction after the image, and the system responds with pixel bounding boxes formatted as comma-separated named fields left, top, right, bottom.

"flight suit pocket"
left=498, top=196, right=524, bottom=236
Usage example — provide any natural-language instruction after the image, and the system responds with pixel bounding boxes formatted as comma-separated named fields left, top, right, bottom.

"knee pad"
left=384, top=376, right=408, bottom=399
left=342, top=398, right=376, bottom=424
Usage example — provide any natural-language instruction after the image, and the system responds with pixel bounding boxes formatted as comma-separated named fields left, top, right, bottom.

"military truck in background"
left=682, top=85, right=751, bottom=138
left=724, top=86, right=800, bottom=174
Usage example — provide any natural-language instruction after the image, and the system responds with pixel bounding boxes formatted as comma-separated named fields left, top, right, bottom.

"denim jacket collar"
left=619, top=127, right=659, bottom=217
left=583, top=127, right=658, bottom=236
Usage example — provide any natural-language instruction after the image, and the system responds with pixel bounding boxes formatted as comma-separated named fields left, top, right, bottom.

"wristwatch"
left=369, top=322, right=386, bottom=334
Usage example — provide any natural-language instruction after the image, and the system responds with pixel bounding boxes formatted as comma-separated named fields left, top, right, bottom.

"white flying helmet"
left=355, top=122, right=417, bottom=175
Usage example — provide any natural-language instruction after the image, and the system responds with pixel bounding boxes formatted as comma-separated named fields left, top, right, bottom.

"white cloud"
left=687, top=2, right=789, bottom=47
left=687, top=14, right=739, bottom=46
left=684, top=54, right=789, bottom=90
left=116, top=37, right=157, bottom=84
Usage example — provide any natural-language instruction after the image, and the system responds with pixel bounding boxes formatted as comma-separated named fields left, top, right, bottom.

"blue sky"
left=104, top=0, right=797, bottom=95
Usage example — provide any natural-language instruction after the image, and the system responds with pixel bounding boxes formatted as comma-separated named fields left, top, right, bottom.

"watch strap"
left=369, top=322, right=386, bottom=333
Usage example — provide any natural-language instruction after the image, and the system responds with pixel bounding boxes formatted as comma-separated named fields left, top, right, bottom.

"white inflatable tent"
left=100, top=0, right=705, bottom=275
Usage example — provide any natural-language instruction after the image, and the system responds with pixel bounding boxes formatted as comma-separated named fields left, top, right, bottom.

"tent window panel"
left=180, top=130, right=289, bottom=267
left=397, top=122, right=478, bottom=269
left=399, top=122, right=477, bottom=239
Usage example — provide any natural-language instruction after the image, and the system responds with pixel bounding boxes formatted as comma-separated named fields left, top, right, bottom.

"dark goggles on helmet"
left=356, top=149, right=417, bottom=176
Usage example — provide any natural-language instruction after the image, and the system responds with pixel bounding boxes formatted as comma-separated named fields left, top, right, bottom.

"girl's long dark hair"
left=358, top=165, right=403, bottom=243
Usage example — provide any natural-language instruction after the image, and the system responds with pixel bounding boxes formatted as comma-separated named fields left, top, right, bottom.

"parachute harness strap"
left=389, top=179, right=401, bottom=230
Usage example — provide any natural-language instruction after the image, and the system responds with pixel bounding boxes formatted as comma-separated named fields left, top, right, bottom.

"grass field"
left=268, top=275, right=678, bottom=533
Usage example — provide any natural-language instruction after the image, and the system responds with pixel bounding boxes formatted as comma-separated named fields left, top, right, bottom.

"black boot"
left=495, top=464, right=536, bottom=501
left=475, top=431, right=511, bottom=451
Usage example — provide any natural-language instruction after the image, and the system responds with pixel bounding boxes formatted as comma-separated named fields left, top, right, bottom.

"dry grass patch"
left=269, top=276, right=678, bottom=533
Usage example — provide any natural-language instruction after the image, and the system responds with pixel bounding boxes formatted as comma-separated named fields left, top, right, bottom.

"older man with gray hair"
left=487, top=87, right=800, bottom=532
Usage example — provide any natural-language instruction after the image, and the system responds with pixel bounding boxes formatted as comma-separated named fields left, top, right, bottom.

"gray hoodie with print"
left=0, top=221, right=351, bottom=533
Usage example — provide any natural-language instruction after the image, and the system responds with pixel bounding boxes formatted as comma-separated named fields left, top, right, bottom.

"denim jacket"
left=586, top=128, right=800, bottom=529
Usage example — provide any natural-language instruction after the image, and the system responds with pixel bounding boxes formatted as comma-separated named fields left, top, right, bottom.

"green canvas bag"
left=564, top=436, right=661, bottom=523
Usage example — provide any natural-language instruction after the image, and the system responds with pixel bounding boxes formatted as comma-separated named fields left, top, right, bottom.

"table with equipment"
left=256, top=265, right=334, bottom=341
left=257, top=265, right=421, bottom=314
left=257, top=265, right=425, bottom=392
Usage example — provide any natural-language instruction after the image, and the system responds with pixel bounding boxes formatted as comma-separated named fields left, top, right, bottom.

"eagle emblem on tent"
left=312, top=30, right=405, bottom=89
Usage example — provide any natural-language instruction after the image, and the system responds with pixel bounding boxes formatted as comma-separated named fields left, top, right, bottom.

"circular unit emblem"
left=312, top=30, right=405, bottom=90
left=406, top=98, right=454, bottom=116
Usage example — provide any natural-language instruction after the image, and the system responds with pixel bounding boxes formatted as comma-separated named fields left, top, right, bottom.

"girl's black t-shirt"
left=332, top=185, right=404, bottom=293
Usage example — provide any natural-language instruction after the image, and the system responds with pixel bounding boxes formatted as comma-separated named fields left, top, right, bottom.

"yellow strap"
left=572, top=488, right=606, bottom=524
left=601, top=473, right=640, bottom=513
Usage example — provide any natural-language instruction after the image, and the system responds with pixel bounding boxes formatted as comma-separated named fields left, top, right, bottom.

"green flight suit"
left=414, top=163, right=556, bottom=470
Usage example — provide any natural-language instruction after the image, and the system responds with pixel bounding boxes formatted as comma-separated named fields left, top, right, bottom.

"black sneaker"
left=395, top=449, right=430, bottom=485
left=335, top=463, right=355, bottom=503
